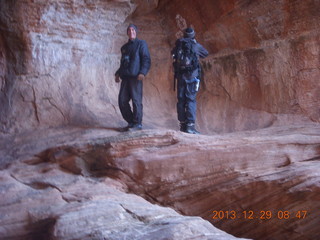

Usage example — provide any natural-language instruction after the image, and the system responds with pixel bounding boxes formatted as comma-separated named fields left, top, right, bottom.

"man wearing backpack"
left=172, top=27, right=209, bottom=134
left=115, top=24, right=151, bottom=131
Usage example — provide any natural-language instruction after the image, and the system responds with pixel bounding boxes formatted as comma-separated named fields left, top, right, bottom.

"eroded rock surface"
left=1, top=125, right=319, bottom=239
left=0, top=127, right=253, bottom=240
left=1, top=167, right=246, bottom=240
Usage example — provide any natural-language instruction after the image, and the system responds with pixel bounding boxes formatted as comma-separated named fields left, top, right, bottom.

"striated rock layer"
left=0, top=127, right=253, bottom=240
left=0, top=164, right=247, bottom=240
left=1, top=125, right=319, bottom=239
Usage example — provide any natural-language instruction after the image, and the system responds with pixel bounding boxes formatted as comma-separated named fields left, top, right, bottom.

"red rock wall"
left=0, top=0, right=319, bottom=134
left=158, top=0, right=320, bottom=132
left=0, top=0, right=136, bottom=133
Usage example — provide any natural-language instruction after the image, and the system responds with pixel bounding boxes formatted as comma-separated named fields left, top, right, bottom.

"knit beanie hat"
left=127, top=23, right=138, bottom=33
left=184, top=27, right=195, bottom=38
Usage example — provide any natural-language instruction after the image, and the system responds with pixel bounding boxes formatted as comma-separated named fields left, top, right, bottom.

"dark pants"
left=118, top=77, right=143, bottom=125
left=177, top=78, right=197, bottom=124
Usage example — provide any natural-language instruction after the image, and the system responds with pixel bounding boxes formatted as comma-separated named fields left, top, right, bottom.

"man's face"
left=127, top=27, right=137, bottom=40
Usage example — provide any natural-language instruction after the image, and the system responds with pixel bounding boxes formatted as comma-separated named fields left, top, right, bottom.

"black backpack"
left=173, top=38, right=198, bottom=73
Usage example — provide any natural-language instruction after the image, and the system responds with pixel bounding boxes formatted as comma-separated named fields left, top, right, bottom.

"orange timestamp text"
left=212, top=210, right=308, bottom=220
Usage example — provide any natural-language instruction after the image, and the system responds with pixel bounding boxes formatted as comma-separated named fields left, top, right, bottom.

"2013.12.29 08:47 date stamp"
left=211, top=210, right=308, bottom=220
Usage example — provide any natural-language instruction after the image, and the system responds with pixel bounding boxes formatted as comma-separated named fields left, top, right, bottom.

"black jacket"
left=172, top=38, right=208, bottom=80
left=116, top=38, right=151, bottom=79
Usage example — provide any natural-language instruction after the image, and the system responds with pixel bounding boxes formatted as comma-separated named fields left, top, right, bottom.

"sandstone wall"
left=0, top=0, right=319, bottom=135
left=158, top=0, right=320, bottom=132
left=0, top=0, right=176, bottom=134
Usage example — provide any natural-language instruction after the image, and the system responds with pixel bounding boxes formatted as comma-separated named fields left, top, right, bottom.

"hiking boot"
left=128, top=123, right=142, bottom=131
left=179, top=122, right=187, bottom=132
left=185, top=123, right=200, bottom=134
left=122, top=123, right=134, bottom=131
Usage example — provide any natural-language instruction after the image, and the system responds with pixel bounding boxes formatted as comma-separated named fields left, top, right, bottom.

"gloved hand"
left=115, top=74, right=120, bottom=83
left=137, top=74, right=145, bottom=81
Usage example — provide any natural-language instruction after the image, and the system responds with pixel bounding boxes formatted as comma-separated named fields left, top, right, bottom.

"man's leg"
left=185, top=82, right=199, bottom=134
left=130, top=78, right=143, bottom=128
left=118, top=79, right=134, bottom=125
left=177, top=78, right=187, bottom=131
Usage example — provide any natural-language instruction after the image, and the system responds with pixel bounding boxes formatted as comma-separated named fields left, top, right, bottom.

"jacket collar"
left=128, top=38, right=138, bottom=43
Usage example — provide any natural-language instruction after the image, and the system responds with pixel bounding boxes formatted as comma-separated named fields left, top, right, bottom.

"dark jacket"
left=116, top=38, right=151, bottom=79
left=172, top=38, right=208, bottom=80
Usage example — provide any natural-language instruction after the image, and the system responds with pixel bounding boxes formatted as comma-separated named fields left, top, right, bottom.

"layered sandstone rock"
left=0, top=125, right=319, bottom=239
left=1, top=127, right=253, bottom=240
left=0, top=166, right=247, bottom=240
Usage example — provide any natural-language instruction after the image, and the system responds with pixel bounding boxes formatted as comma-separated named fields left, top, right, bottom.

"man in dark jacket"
left=115, top=24, right=151, bottom=131
left=172, top=27, right=208, bottom=134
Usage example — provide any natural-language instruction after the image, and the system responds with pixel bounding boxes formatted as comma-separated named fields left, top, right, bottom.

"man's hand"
left=115, top=74, right=120, bottom=83
left=137, top=74, right=145, bottom=81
